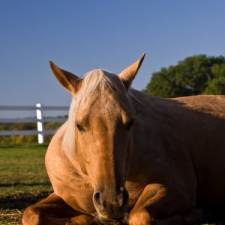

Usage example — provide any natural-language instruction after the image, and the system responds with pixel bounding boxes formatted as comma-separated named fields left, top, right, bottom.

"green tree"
left=145, top=55, right=225, bottom=97
left=205, top=77, right=225, bottom=94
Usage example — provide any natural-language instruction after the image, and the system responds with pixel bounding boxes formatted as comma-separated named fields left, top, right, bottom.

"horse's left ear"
left=119, top=53, right=145, bottom=89
left=49, top=61, right=82, bottom=94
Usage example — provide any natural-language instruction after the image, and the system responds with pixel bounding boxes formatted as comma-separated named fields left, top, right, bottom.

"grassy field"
left=0, top=144, right=52, bottom=225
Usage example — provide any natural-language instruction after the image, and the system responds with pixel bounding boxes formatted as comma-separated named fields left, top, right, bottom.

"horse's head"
left=49, top=54, right=145, bottom=221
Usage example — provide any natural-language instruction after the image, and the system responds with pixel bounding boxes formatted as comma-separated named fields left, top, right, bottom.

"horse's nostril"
left=93, top=192, right=103, bottom=208
left=124, top=190, right=129, bottom=205
left=94, top=192, right=100, bottom=202
left=118, top=189, right=129, bottom=208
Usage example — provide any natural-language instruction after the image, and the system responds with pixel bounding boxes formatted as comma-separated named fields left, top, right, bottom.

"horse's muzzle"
left=93, top=188, right=129, bottom=220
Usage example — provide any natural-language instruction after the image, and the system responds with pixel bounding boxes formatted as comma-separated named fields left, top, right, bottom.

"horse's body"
left=23, top=56, right=225, bottom=225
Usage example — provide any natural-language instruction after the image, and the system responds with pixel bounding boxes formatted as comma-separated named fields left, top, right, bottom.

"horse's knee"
left=22, top=205, right=42, bottom=225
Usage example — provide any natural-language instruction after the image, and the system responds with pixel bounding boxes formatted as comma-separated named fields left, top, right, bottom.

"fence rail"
left=0, top=104, right=69, bottom=144
left=0, top=105, right=68, bottom=110
left=0, top=129, right=56, bottom=136
left=0, top=117, right=66, bottom=124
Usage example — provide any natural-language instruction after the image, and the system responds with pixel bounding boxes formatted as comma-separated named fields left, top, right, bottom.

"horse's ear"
left=49, top=61, right=82, bottom=94
left=119, top=53, right=145, bottom=89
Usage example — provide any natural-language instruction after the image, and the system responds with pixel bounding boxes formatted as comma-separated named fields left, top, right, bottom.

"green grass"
left=0, top=144, right=52, bottom=225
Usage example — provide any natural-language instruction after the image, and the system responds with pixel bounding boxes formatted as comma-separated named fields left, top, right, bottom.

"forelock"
left=76, top=69, right=124, bottom=104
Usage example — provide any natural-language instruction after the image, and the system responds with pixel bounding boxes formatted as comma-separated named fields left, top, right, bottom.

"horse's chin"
left=97, top=211, right=128, bottom=224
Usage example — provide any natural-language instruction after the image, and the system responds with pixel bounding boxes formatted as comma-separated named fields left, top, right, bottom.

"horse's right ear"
left=49, top=61, right=82, bottom=94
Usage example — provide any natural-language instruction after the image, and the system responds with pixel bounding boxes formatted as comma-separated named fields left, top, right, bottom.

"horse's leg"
left=128, top=184, right=202, bottom=225
left=22, top=193, right=96, bottom=225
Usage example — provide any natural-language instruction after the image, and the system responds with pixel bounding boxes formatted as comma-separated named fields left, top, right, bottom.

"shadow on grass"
left=0, top=192, right=50, bottom=210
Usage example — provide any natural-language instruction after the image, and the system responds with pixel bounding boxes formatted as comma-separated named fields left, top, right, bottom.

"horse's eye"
left=76, top=123, right=85, bottom=132
left=125, top=119, right=134, bottom=130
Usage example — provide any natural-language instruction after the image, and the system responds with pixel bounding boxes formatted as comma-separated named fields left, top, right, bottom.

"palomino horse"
left=23, top=54, right=225, bottom=225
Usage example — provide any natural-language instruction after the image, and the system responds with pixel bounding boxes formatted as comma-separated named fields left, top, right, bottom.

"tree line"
left=145, top=55, right=225, bottom=97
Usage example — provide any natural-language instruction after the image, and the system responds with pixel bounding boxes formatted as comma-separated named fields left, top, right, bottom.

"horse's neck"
left=128, top=89, right=162, bottom=116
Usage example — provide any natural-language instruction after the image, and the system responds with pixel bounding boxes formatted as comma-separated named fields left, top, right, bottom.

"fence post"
left=36, top=103, right=44, bottom=144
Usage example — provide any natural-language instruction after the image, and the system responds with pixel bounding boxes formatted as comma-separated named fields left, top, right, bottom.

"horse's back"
left=175, top=95, right=225, bottom=119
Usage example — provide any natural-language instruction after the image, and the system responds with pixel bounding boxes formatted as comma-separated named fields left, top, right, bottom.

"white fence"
left=0, top=104, right=69, bottom=144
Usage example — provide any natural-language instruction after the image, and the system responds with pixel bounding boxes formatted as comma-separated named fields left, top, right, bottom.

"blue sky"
left=1, top=0, right=225, bottom=106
